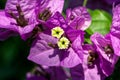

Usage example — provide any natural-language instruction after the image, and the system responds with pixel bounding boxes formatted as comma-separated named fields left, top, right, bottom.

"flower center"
left=8, top=4, right=28, bottom=27
left=62, top=41, right=65, bottom=44
left=57, top=37, right=70, bottom=49
left=104, top=45, right=114, bottom=57
left=87, top=50, right=98, bottom=67
left=51, top=27, right=64, bottom=39
left=56, top=31, right=60, bottom=34
left=70, top=14, right=75, bottom=20
left=48, top=42, right=57, bottom=48
left=39, top=8, right=52, bottom=21
left=51, top=27, right=70, bottom=49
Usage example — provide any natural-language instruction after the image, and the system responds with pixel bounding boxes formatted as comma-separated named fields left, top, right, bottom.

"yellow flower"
left=51, top=27, right=64, bottom=39
left=57, top=37, right=70, bottom=49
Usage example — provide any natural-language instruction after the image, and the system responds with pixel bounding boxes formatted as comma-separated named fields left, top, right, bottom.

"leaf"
left=86, top=9, right=112, bottom=35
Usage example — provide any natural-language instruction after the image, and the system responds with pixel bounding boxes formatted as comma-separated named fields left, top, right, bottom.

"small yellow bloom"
left=57, top=37, right=70, bottom=49
left=51, top=27, right=64, bottom=39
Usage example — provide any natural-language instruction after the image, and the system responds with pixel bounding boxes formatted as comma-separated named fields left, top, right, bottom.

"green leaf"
left=86, top=9, right=112, bottom=35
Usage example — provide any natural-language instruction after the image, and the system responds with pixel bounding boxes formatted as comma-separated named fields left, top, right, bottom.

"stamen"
left=104, top=45, right=114, bottom=55
left=70, top=14, right=75, bottom=20
left=48, top=42, right=56, bottom=48
left=51, top=27, right=64, bottom=39
left=28, top=25, right=45, bottom=41
left=8, top=4, right=28, bottom=27
left=39, top=9, right=52, bottom=21
left=87, top=50, right=98, bottom=66
left=19, top=12, right=25, bottom=20
left=8, top=11, right=17, bottom=19
left=62, top=41, right=65, bottom=44
left=57, top=37, right=70, bottom=49
left=16, top=4, right=22, bottom=16
left=16, top=4, right=28, bottom=27
left=38, top=24, right=44, bottom=32
left=103, top=45, right=114, bottom=58
left=104, top=44, right=114, bottom=57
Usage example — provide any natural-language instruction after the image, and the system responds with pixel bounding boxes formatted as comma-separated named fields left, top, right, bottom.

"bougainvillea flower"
left=28, top=12, right=84, bottom=67
left=51, top=27, right=64, bottom=39
left=35, top=0, right=64, bottom=23
left=66, top=6, right=91, bottom=30
left=28, top=33, right=82, bottom=67
left=45, top=11, right=85, bottom=41
left=70, top=44, right=106, bottom=80
left=39, top=0, right=64, bottom=14
left=57, top=37, right=70, bottom=49
left=0, top=10, right=17, bottom=40
left=25, top=0, right=65, bottom=41
left=0, top=0, right=39, bottom=40
left=26, top=66, right=68, bottom=80
left=110, top=4, right=120, bottom=56
left=91, top=33, right=119, bottom=76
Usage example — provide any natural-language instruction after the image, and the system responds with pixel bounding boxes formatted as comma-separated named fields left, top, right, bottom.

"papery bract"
left=28, top=12, right=84, bottom=68
left=39, top=0, right=64, bottom=14
left=66, top=6, right=91, bottom=30
left=36, top=0, right=64, bottom=24
left=91, top=33, right=119, bottom=76
left=28, top=33, right=82, bottom=68
left=26, top=66, right=68, bottom=80
left=70, top=44, right=106, bottom=80
left=110, top=4, right=120, bottom=56
left=0, top=0, right=39, bottom=40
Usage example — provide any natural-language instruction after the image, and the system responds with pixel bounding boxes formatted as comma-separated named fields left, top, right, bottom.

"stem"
left=83, top=0, right=88, bottom=7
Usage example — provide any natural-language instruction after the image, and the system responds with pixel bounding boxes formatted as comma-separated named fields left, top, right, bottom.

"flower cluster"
left=0, top=0, right=120, bottom=80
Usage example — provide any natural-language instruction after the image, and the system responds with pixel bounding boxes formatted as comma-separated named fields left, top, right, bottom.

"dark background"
left=0, top=0, right=120, bottom=80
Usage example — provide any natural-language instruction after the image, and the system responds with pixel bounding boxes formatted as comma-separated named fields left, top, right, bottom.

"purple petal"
left=91, top=33, right=111, bottom=62
left=70, top=47, right=106, bottom=80
left=46, top=12, right=68, bottom=29
left=60, top=48, right=82, bottom=67
left=110, top=4, right=120, bottom=38
left=66, top=7, right=91, bottom=30
left=18, top=18, right=37, bottom=40
left=26, top=66, right=68, bottom=80
left=28, top=33, right=57, bottom=58
left=66, top=29, right=84, bottom=42
left=110, top=34, right=120, bottom=56
left=5, top=0, right=39, bottom=19
left=28, top=33, right=81, bottom=67
left=40, top=0, right=64, bottom=14
left=49, top=67, right=68, bottom=80
left=72, top=35, right=84, bottom=62
left=70, top=64, right=84, bottom=80
left=91, top=33, right=119, bottom=76
left=110, top=4, right=120, bottom=56
left=0, top=10, right=37, bottom=40
left=99, top=55, right=115, bottom=76
left=83, top=53, right=106, bottom=80
left=0, top=10, right=16, bottom=29
left=28, top=47, right=81, bottom=68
